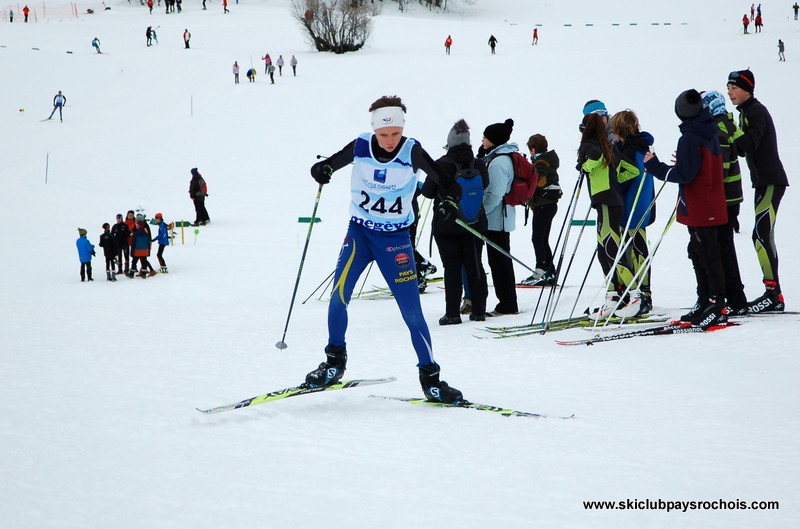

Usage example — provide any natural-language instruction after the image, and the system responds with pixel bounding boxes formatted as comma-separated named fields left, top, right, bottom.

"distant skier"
left=183, top=29, right=191, bottom=49
left=290, top=54, right=298, bottom=76
left=276, top=55, right=284, bottom=76
left=146, top=26, right=153, bottom=47
left=444, top=34, right=452, bottom=54
left=233, top=61, right=240, bottom=83
left=92, top=37, right=101, bottom=53
left=47, top=90, right=67, bottom=121
left=488, top=34, right=498, bottom=54
left=778, top=39, right=785, bottom=61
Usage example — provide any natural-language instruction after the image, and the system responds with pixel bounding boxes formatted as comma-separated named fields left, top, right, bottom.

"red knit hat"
left=155, top=212, right=163, bottom=219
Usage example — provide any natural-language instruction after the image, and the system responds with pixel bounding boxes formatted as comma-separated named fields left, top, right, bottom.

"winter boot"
left=160, top=266, right=169, bottom=274
left=438, top=315, right=462, bottom=326
left=106, top=271, right=113, bottom=282
left=111, top=271, right=117, bottom=282
left=747, top=280, right=785, bottom=314
left=419, top=363, right=464, bottom=404
left=304, top=345, right=347, bottom=388
left=123, top=263, right=130, bottom=276
left=148, top=269, right=158, bottom=277
left=459, top=299, right=472, bottom=315
left=691, top=295, right=728, bottom=328
left=138, top=271, right=148, bottom=278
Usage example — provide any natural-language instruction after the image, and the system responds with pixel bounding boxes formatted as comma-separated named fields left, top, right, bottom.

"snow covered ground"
left=1, top=1, right=798, bottom=527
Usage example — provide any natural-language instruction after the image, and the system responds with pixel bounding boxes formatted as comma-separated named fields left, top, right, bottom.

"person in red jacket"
left=742, top=14, right=750, bottom=34
left=23, top=5, right=30, bottom=22
left=644, top=89, right=727, bottom=328
left=532, top=27, right=539, bottom=45
left=444, top=34, right=452, bottom=55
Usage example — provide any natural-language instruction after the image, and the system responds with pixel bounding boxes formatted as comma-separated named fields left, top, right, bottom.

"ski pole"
left=302, top=269, right=335, bottom=304
left=455, top=219, right=536, bottom=273
left=276, top=184, right=324, bottom=350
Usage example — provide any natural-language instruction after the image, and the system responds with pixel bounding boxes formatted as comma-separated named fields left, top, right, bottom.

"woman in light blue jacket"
left=478, top=118, right=519, bottom=315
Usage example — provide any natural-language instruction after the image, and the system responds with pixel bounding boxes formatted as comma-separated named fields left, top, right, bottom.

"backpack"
left=447, top=158, right=484, bottom=225
left=501, top=152, right=539, bottom=206
left=200, top=177, right=208, bottom=195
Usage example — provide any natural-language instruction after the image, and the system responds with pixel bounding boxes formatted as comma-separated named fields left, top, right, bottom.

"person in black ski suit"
left=111, top=213, right=131, bottom=275
left=188, top=167, right=210, bottom=226
left=99, top=223, right=118, bottom=281
left=421, top=119, right=490, bottom=324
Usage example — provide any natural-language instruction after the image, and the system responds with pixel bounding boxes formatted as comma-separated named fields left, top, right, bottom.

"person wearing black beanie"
left=478, top=118, right=519, bottom=315
left=727, top=69, right=789, bottom=312
left=644, top=89, right=728, bottom=328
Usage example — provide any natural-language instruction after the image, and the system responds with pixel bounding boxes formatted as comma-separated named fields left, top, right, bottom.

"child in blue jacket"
left=152, top=213, right=170, bottom=273
left=76, top=228, right=95, bottom=282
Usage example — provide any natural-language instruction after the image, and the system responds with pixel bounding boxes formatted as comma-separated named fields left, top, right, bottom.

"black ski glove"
left=437, top=197, right=459, bottom=222
left=310, top=162, right=333, bottom=184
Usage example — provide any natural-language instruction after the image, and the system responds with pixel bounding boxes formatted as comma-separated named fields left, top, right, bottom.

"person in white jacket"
left=232, top=61, right=239, bottom=84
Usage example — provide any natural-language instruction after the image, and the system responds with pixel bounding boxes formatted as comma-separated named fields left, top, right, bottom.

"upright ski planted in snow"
left=197, top=377, right=396, bottom=414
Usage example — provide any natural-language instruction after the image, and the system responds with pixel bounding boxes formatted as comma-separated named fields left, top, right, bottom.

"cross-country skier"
left=48, top=90, right=66, bottom=121
left=306, top=95, right=465, bottom=404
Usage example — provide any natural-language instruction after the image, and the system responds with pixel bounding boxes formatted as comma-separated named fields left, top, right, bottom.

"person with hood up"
left=644, top=89, right=728, bottom=328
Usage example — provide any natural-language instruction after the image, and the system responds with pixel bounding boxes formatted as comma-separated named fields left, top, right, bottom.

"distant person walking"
left=276, top=55, right=284, bottom=75
left=223, top=0, right=228, bottom=14
left=532, top=27, right=538, bottom=45
left=267, top=63, right=276, bottom=84
left=290, top=54, right=298, bottom=76
left=488, top=34, right=498, bottom=54
left=47, top=90, right=66, bottom=121
left=778, top=39, right=785, bottom=61
left=9, top=9, right=13, bottom=22
left=233, top=61, right=240, bottom=83
left=794, top=2, right=799, bottom=20
left=23, top=5, right=30, bottom=22
left=183, top=29, right=191, bottom=49
left=189, top=167, right=210, bottom=226
left=92, top=37, right=101, bottom=53
left=444, top=34, right=452, bottom=54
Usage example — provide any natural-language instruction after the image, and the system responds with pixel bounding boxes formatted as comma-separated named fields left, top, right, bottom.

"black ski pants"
left=434, top=232, right=488, bottom=318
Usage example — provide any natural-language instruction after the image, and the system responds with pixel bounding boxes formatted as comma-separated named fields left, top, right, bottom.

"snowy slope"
left=1, top=1, right=798, bottom=528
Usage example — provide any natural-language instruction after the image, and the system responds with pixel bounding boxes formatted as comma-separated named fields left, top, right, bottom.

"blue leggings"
left=328, top=221, right=435, bottom=367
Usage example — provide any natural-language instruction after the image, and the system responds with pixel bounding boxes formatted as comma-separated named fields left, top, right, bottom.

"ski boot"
left=747, top=280, right=785, bottom=314
left=304, top=345, right=347, bottom=388
left=160, top=266, right=169, bottom=274
left=691, top=295, right=728, bottom=328
left=419, top=363, right=464, bottom=404
left=106, top=271, right=113, bottom=282
left=520, top=268, right=546, bottom=286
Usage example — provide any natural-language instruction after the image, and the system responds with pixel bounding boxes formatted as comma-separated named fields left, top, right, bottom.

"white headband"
left=371, top=106, right=405, bottom=130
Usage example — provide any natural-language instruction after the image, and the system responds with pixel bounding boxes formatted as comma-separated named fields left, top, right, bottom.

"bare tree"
left=291, top=0, right=381, bottom=54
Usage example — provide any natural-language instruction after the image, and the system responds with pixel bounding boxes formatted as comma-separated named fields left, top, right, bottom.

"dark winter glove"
left=310, top=162, right=333, bottom=185
left=437, top=197, right=459, bottom=222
